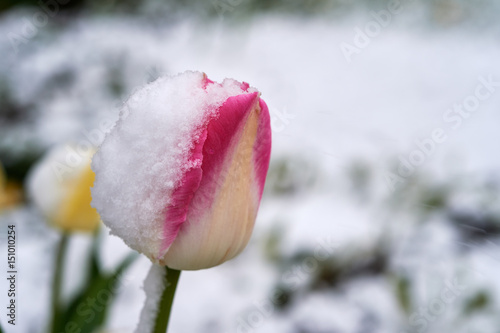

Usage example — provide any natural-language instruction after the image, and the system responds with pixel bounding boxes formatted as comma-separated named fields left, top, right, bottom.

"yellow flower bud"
left=27, top=145, right=100, bottom=232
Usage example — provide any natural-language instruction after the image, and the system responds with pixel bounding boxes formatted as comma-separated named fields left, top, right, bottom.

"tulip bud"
left=27, top=145, right=101, bottom=232
left=92, top=71, right=272, bottom=270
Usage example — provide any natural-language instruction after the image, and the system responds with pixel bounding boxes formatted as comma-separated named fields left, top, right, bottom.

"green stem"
left=153, top=266, right=181, bottom=333
left=50, top=233, right=69, bottom=333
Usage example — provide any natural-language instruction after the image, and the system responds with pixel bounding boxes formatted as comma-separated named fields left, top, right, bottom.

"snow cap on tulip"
left=27, top=145, right=101, bottom=232
left=91, top=71, right=271, bottom=270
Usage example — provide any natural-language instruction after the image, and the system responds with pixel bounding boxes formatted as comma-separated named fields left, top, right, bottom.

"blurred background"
left=1, top=0, right=500, bottom=332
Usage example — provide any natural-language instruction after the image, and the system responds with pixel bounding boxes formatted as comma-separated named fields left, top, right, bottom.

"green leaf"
left=396, top=275, right=412, bottom=315
left=50, top=234, right=69, bottom=333
left=62, top=252, right=138, bottom=333
left=55, top=230, right=138, bottom=333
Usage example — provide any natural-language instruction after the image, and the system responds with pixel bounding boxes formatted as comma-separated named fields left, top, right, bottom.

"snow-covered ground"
left=1, top=4, right=500, bottom=333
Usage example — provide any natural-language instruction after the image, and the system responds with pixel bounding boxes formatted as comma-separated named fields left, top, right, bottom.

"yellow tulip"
left=27, top=145, right=100, bottom=232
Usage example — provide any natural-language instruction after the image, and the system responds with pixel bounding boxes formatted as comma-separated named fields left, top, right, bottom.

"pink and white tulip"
left=91, top=71, right=271, bottom=270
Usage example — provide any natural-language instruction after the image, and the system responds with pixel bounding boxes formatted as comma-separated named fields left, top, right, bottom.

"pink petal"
left=160, top=91, right=272, bottom=269
left=199, top=92, right=262, bottom=196
left=253, top=99, right=272, bottom=200
left=159, top=129, right=207, bottom=257
left=158, top=93, right=261, bottom=259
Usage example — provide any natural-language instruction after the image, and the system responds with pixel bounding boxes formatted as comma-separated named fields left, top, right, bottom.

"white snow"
left=135, top=264, right=167, bottom=333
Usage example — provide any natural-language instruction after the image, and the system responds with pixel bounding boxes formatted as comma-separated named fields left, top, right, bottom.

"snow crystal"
left=91, top=71, right=256, bottom=259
